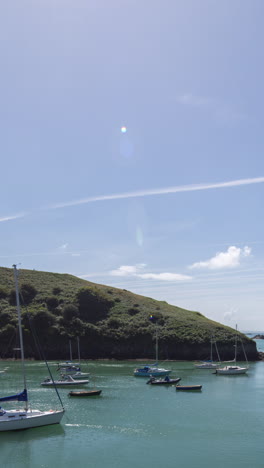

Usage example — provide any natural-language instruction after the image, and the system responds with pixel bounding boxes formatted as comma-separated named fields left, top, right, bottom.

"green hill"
left=0, top=266, right=258, bottom=361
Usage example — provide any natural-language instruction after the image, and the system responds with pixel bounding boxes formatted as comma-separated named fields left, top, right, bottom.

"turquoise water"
left=1, top=358, right=264, bottom=468
left=246, top=334, right=264, bottom=353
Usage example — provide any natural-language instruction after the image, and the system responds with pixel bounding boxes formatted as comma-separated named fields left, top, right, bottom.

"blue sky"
left=1, top=0, right=264, bottom=330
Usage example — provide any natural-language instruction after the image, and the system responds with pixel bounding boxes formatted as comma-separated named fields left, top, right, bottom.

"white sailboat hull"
left=41, top=379, right=88, bottom=386
left=195, top=363, right=219, bottom=369
left=215, top=366, right=248, bottom=375
left=0, top=409, right=64, bottom=432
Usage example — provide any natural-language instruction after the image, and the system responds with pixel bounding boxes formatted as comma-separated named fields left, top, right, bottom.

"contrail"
left=49, top=177, right=264, bottom=209
left=0, top=213, right=27, bottom=223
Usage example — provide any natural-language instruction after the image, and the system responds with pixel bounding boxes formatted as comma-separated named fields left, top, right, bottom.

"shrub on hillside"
left=0, top=287, right=8, bottom=300
left=46, top=296, right=59, bottom=311
left=9, top=283, right=37, bottom=306
left=30, top=309, right=56, bottom=331
left=62, top=304, right=79, bottom=322
left=20, top=283, right=37, bottom=305
left=128, top=307, right=139, bottom=316
left=76, top=287, right=114, bottom=323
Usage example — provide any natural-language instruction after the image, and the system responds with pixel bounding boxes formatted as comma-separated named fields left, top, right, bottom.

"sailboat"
left=134, top=323, right=171, bottom=377
left=215, top=325, right=249, bottom=375
left=194, top=335, right=221, bottom=369
left=0, top=265, right=64, bottom=432
left=57, top=337, right=89, bottom=379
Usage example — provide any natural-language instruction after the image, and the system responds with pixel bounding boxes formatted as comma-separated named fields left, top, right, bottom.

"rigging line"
left=19, top=292, right=65, bottom=411
left=27, top=313, right=65, bottom=411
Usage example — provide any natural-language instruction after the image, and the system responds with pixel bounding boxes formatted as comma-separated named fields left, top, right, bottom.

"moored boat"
left=195, top=335, right=221, bottom=369
left=147, top=376, right=181, bottom=385
left=134, top=365, right=172, bottom=377
left=134, top=318, right=171, bottom=377
left=214, top=325, right=249, bottom=375
left=41, top=375, right=89, bottom=387
left=214, top=365, right=248, bottom=375
left=69, top=390, right=102, bottom=397
left=0, top=265, right=64, bottom=432
left=176, top=385, right=202, bottom=391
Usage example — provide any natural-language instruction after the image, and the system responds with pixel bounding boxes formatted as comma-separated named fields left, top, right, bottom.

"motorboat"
left=134, top=365, right=172, bottom=377
left=41, top=374, right=89, bottom=387
left=147, top=376, right=181, bottom=385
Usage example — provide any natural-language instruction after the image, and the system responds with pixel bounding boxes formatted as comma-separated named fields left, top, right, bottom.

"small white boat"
left=58, top=365, right=89, bottom=379
left=69, top=371, right=90, bottom=379
left=195, top=362, right=219, bottom=369
left=57, top=361, right=79, bottom=368
left=215, top=325, right=249, bottom=376
left=57, top=338, right=89, bottom=378
left=215, top=365, right=248, bottom=375
left=134, top=322, right=171, bottom=377
left=57, top=363, right=80, bottom=372
left=195, top=335, right=221, bottom=369
left=41, top=375, right=89, bottom=387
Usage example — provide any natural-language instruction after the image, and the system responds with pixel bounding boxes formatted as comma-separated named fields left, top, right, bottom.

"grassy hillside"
left=0, top=266, right=258, bottom=361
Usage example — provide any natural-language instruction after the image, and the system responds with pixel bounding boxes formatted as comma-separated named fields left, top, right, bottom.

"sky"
left=1, top=0, right=264, bottom=331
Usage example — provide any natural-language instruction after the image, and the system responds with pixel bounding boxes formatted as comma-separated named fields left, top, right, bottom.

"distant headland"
left=0, top=266, right=259, bottom=361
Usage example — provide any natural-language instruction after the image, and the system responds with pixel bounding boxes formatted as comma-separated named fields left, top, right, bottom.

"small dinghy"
left=176, top=385, right=202, bottom=391
left=69, top=390, right=102, bottom=397
left=147, top=376, right=181, bottom=385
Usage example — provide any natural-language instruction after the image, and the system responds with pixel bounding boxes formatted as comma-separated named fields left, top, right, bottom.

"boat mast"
left=234, top=324, right=238, bottom=364
left=69, top=339, right=72, bottom=362
left=210, top=335, right=213, bottom=361
left=13, top=264, right=28, bottom=411
left=155, top=325, right=158, bottom=364
left=77, top=336, right=80, bottom=363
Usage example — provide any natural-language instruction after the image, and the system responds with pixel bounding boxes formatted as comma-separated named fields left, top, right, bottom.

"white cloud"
left=176, top=93, right=246, bottom=123
left=138, top=272, right=192, bottom=281
left=176, top=93, right=212, bottom=107
left=223, top=306, right=238, bottom=323
left=110, top=264, right=146, bottom=276
left=189, top=246, right=251, bottom=270
left=109, top=264, right=192, bottom=282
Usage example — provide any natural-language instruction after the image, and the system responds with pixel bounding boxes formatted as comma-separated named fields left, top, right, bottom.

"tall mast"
left=155, top=325, right=158, bottom=363
left=210, top=335, right=213, bottom=361
left=69, top=339, right=72, bottom=362
left=13, top=264, right=28, bottom=410
left=77, top=336, right=80, bottom=363
left=234, top=324, right=238, bottom=363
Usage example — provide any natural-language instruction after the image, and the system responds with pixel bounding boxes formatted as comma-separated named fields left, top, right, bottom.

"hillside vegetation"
left=0, top=266, right=258, bottom=361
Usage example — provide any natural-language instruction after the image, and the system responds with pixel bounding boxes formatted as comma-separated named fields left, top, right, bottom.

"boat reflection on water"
left=1, top=423, right=65, bottom=443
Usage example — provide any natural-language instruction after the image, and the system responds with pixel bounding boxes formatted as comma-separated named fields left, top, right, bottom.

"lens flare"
left=136, top=226, right=143, bottom=246
left=121, top=126, right=127, bottom=133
